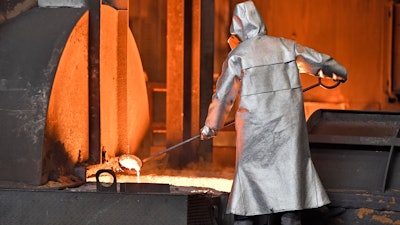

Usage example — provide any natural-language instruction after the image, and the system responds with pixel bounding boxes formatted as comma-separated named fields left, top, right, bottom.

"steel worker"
left=200, top=1, right=347, bottom=224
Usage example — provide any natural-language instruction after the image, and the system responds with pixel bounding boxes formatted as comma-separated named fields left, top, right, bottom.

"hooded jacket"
left=204, top=1, right=347, bottom=216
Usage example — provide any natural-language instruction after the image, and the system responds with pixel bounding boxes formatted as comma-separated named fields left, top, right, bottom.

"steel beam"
left=89, top=0, right=101, bottom=164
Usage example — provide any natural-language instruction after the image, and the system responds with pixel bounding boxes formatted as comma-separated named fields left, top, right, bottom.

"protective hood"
left=230, top=1, right=267, bottom=41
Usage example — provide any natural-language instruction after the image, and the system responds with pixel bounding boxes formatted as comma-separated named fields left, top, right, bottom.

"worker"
left=200, top=1, right=347, bottom=225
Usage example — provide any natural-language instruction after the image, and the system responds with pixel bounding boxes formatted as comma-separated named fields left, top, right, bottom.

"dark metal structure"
left=88, top=0, right=101, bottom=164
left=0, top=186, right=228, bottom=225
left=308, top=109, right=400, bottom=224
left=0, top=7, right=86, bottom=185
left=308, top=109, right=400, bottom=192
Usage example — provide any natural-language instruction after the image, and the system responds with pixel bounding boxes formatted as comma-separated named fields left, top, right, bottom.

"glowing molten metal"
left=118, top=154, right=142, bottom=182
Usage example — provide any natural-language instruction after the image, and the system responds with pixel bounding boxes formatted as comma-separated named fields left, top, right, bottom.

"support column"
left=101, top=0, right=129, bottom=156
left=116, top=8, right=129, bottom=154
left=392, top=4, right=400, bottom=94
left=166, top=0, right=186, bottom=168
left=89, top=0, right=101, bottom=164
left=198, top=0, right=215, bottom=161
left=191, top=0, right=201, bottom=152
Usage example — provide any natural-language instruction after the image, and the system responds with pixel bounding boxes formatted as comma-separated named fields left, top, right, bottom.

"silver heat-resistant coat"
left=204, top=1, right=347, bottom=216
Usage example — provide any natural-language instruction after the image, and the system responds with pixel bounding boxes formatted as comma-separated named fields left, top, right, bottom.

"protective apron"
left=204, top=1, right=347, bottom=216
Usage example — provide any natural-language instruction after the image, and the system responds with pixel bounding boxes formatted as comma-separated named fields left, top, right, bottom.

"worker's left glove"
left=332, top=72, right=347, bottom=83
left=200, top=126, right=217, bottom=140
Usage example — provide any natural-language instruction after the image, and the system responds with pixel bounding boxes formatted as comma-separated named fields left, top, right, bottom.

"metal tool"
left=143, top=120, right=237, bottom=163
left=303, top=77, right=342, bottom=92
left=118, top=121, right=235, bottom=171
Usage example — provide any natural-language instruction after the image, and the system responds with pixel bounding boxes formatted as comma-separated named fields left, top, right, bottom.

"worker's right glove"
left=200, top=126, right=217, bottom=140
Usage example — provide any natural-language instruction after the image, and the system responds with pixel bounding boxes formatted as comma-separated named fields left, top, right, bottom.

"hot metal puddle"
left=86, top=157, right=234, bottom=192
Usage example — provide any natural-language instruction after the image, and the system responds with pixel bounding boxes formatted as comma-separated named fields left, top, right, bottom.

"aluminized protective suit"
left=203, top=1, right=347, bottom=216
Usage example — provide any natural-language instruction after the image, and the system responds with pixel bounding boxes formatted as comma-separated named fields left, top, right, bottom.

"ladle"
left=118, top=77, right=342, bottom=172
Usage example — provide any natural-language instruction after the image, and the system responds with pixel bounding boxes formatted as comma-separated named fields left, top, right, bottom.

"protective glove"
left=200, top=126, right=217, bottom=140
left=332, top=72, right=347, bottom=83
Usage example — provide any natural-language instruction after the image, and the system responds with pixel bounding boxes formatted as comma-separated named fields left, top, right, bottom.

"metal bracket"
left=96, top=169, right=117, bottom=192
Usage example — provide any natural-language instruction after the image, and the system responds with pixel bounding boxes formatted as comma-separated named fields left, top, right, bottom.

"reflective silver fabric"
left=204, top=1, right=347, bottom=216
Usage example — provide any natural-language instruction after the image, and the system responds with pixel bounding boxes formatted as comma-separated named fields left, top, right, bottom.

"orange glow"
left=46, top=11, right=89, bottom=165
left=100, top=5, right=119, bottom=157
left=88, top=173, right=233, bottom=193
left=127, top=26, right=150, bottom=155
left=86, top=157, right=234, bottom=192
left=100, top=5, right=149, bottom=158
left=44, top=4, right=149, bottom=180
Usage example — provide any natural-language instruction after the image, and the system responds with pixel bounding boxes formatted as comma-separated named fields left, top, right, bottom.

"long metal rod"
left=142, top=121, right=235, bottom=163
left=142, top=135, right=200, bottom=163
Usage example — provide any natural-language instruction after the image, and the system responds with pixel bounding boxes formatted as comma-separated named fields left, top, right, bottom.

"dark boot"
left=253, top=214, right=271, bottom=225
left=281, top=212, right=301, bottom=225
left=234, top=215, right=253, bottom=225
